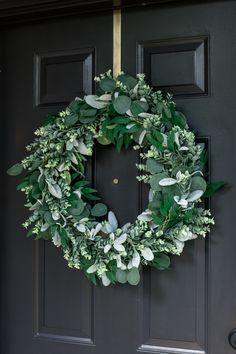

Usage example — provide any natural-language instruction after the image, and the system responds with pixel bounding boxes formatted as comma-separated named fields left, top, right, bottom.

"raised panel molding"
left=137, top=239, right=207, bottom=354
left=33, top=241, right=95, bottom=345
left=34, top=48, right=94, bottom=107
left=137, top=138, right=209, bottom=354
left=137, top=36, right=208, bottom=97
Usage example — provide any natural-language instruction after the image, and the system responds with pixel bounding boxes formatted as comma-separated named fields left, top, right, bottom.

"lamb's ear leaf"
left=7, top=163, right=23, bottom=176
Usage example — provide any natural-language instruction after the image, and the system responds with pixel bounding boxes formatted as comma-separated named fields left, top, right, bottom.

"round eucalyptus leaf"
left=80, top=108, right=97, bottom=117
left=97, top=136, right=112, bottom=145
left=73, top=205, right=91, bottom=221
left=117, top=74, right=138, bottom=90
left=113, top=95, right=131, bottom=114
left=64, top=114, right=78, bottom=127
left=153, top=253, right=171, bottom=270
left=150, top=173, right=167, bottom=191
left=69, top=100, right=82, bottom=113
left=146, top=158, right=163, bottom=174
left=91, top=203, right=108, bottom=217
left=85, top=95, right=108, bottom=109
left=7, top=163, right=23, bottom=176
left=127, top=268, right=140, bottom=286
left=69, top=197, right=84, bottom=216
left=130, top=100, right=149, bottom=116
left=116, top=269, right=127, bottom=284
left=79, top=116, right=96, bottom=124
left=99, top=78, right=116, bottom=92
left=190, top=176, right=207, bottom=193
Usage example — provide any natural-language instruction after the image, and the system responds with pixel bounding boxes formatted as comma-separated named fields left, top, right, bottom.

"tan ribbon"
left=113, top=9, right=121, bottom=78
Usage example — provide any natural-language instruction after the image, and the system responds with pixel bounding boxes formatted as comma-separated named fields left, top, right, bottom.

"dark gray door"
left=1, top=1, right=236, bottom=354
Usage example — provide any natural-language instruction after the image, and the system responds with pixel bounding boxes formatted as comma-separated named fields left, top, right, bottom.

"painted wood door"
left=1, top=1, right=236, bottom=354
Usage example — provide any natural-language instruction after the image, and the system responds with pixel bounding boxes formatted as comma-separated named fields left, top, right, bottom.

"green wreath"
left=7, top=70, right=224, bottom=286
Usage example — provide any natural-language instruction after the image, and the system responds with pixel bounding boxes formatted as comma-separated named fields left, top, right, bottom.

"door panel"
left=1, top=2, right=236, bottom=354
left=1, top=12, right=114, bottom=354
left=122, top=2, right=236, bottom=353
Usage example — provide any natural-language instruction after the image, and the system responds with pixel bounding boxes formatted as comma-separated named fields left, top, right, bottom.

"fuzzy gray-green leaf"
left=7, top=163, right=23, bottom=176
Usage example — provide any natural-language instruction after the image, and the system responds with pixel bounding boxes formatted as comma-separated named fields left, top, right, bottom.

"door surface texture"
left=1, top=1, right=236, bottom=354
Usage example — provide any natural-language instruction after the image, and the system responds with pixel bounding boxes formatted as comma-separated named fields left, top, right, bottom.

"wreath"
left=7, top=71, right=224, bottom=286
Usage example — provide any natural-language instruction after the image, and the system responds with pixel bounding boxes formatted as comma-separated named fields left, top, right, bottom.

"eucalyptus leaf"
left=117, top=74, right=137, bottom=90
left=151, top=253, right=171, bottom=270
left=80, top=108, right=97, bottom=117
left=85, top=95, right=108, bottom=109
left=68, top=196, right=84, bottom=216
left=99, top=78, right=116, bottom=92
left=97, top=94, right=112, bottom=101
left=113, top=95, right=131, bottom=114
left=150, top=173, right=167, bottom=191
left=190, top=176, right=207, bottom=193
left=130, top=100, right=148, bottom=116
left=91, top=203, right=108, bottom=217
left=116, top=269, right=127, bottom=284
left=64, top=114, right=78, bottom=127
left=79, top=116, right=96, bottom=124
left=146, top=158, right=163, bottom=174
left=127, top=268, right=140, bottom=285
left=97, top=136, right=111, bottom=145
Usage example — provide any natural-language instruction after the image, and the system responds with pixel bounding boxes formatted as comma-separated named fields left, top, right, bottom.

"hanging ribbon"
left=113, top=9, right=121, bottom=77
